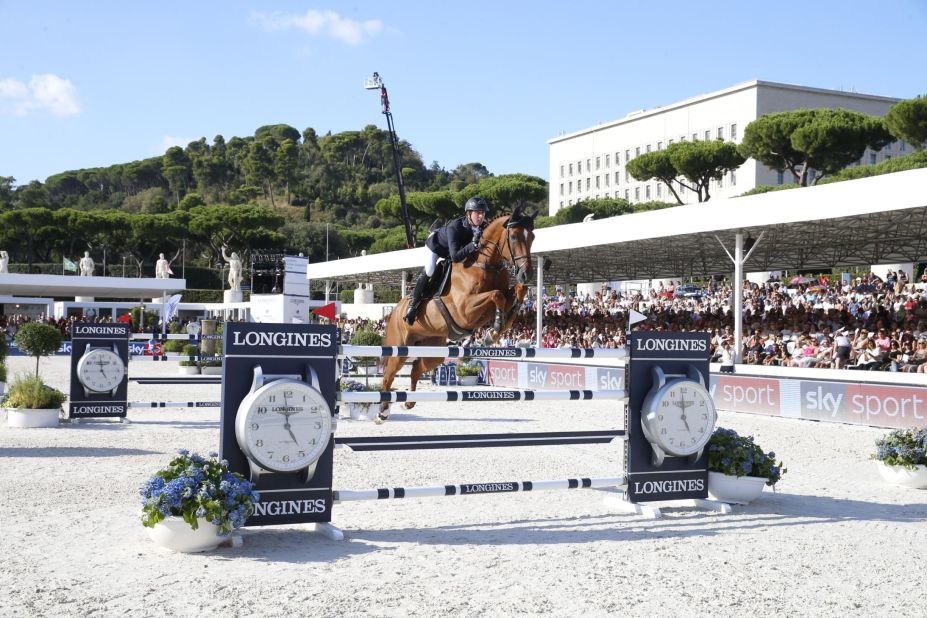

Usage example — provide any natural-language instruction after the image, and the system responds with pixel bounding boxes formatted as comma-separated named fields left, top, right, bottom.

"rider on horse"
left=404, top=196, right=489, bottom=325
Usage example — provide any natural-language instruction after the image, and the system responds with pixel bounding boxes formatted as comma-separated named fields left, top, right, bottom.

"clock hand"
left=284, top=419, right=299, bottom=444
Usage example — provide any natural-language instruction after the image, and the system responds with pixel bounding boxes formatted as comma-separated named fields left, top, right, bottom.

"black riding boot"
left=404, top=272, right=429, bottom=325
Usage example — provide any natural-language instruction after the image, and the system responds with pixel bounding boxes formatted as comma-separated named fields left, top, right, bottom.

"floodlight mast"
left=364, top=72, right=415, bottom=249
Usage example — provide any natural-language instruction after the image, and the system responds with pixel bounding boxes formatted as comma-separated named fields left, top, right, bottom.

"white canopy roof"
left=0, top=274, right=187, bottom=299
left=306, top=168, right=927, bottom=286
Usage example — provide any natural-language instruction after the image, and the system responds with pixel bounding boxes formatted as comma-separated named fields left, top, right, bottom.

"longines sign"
left=224, top=322, right=336, bottom=358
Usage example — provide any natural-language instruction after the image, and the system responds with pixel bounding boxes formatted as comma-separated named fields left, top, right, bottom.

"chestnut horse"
left=376, top=206, right=538, bottom=423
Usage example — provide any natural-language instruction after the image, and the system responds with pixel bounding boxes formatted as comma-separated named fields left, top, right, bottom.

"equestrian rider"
left=404, top=196, right=489, bottom=325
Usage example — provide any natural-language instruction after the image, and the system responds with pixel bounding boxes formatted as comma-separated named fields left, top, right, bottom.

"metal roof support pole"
left=716, top=231, right=764, bottom=364
left=535, top=257, right=545, bottom=348
left=324, top=280, right=332, bottom=303
left=401, top=270, right=408, bottom=298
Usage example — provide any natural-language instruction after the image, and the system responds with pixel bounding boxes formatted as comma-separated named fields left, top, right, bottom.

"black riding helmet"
left=464, top=197, right=489, bottom=214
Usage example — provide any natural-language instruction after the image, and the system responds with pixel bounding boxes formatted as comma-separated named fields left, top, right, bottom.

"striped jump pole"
left=340, top=345, right=627, bottom=360
left=129, top=333, right=223, bottom=341
left=129, top=354, right=223, bottom=362
left=130, top=377, right=222, bottom=385
left=127, top=401, right=221, bottom=409
left=334, top=476, right=626, bottom=503
left=336, top=430, right=626, bottom=451
left=338, top=389, right=626, bottom=404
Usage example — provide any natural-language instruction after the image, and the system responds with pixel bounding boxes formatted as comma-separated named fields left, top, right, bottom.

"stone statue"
left=0, top=250, right=9, bottom=274
left=79, top=251, right=94, bottom=277
left=221, top=246, right=243, bottom=291
left=155, top=253, right=171, bottom=279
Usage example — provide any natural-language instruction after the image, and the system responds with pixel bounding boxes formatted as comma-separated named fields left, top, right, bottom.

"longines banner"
left=484, top=359, right=926, bottom=429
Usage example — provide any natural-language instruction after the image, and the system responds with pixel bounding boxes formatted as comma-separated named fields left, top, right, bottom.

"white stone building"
left=548, top=80, right=903, bottom=215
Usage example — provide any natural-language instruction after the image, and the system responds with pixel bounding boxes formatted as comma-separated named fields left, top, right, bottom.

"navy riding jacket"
left=426, top=216, right=484, bottom=262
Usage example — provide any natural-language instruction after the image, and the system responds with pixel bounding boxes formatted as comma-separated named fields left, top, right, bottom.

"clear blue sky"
left=2, top=1, right=925, bottom=186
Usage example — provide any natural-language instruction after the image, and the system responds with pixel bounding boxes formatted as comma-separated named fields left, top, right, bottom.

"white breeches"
left=424, top=250, right=440, bottom=277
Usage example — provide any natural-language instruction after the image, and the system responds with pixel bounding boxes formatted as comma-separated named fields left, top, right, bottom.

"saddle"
left=422, top=259, right=471, bottom=341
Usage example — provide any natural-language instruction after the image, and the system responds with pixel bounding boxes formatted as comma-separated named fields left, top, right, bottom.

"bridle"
left=475, top=216, right=532, bottom=282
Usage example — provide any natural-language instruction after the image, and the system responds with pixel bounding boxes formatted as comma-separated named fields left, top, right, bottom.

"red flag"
left=116, top=314, right=131, bottom=323
left=311, top=302, right=337, bottom=321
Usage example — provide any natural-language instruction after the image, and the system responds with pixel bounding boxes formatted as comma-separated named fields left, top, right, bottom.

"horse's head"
left=500, top=204, right=538, bottom=285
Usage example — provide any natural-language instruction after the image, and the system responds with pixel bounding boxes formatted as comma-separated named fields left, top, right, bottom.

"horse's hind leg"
left=375, top=355, right=406, bottom=424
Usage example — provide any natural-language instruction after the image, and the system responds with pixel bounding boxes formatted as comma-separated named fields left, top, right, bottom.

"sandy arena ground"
left=1, top=355, right=926, bottom=617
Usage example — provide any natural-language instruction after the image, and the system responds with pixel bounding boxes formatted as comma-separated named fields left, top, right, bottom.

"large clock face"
left=236, top=380, right=332, bottom=473
left=643, top=379, right=716, bottom=457
left=77, top=348, right=125, bottom=393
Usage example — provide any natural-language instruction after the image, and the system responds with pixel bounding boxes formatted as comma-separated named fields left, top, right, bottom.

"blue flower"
left=176, top=448, right=189, bottom=456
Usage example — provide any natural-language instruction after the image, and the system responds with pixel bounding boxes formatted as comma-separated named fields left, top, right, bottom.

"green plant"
left=13, top=322, right=63, bottom=376
left=199, top=337, right=223, bottom=369
left=872, top=428, right=927, bottom=470
left=0, top=363, right=7, bottom=383
left=707, top=428, right=786, bottom=486
left=179, top=343, right=199, bottom=367
left=455, top=363, right=481, bottom=377
left=160, top=339, right=186, bottom=353
left=1, top=373, right=67, bottom=409
left=139, top=450, right=258, bottom=534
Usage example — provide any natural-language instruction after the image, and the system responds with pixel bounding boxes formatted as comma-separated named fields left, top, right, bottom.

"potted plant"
left=871, top=427, right=927, bottom=488
left=140, top=449, right=259, bottom=553
left=199, top=323, right=223, bottom=375
left=339, top=379, right=393, bottom=421
left=2, top=323, right=66, bottom=428
left=350, top=328, right=383, bottom=383
left=706, top=427, right=786, bottom=504
left=178, top=343, right=200, bottom=375
left=455, top=362, right=482, bottom=386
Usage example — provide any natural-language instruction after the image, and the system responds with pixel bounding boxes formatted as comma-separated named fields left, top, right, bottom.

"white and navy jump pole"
left=341, top=345, right=627, bottom=360
left=127, top=401, right=221, bottom=409
left=339, top=389, right=626, bottom=403
left=335, top=476, right=626, bottom=503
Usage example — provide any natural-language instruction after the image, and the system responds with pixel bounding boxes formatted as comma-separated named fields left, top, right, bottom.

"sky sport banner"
left=483, top=359, right=925, bottom=430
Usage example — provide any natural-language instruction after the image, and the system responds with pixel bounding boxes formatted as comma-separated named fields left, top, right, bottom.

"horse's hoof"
left=374, top=413, right=388, bottom=425
left=404, top=402, right=416, bottom=410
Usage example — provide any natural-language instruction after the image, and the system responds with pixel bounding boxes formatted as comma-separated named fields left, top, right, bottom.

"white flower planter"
left=875, top=462, right=927, bottom=489
left=343, top=402, right=376, bottom=421
left=146, top=516, right=223, bottom=553
left=178, top=365, right=200, bottom=375
left=458, top=376, right=479, bottom=386
left=707, top=471, right=767, bottom=504
left=201, top=366, right=223, bottom=376
left=5, top=407, right=60, bottom=428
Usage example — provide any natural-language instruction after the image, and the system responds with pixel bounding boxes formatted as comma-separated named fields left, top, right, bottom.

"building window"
left=900, top=141, right=906, bottom=152
left=731, top=171, right=736, bottom=186
left=717, top=126, right=724, bottom=139
left=692, top=133, right=698, bottom=141
left=568, top=199, right=573, bottom=206
left=870, top=153, right=877, bottom=164
left=586, top=178, right=591, bottom=191
left=645, top=185, right=651, bottom=199
left=657, top=141, right=663, bottom=150
left=596, top=156, right=600, bottom=170
left=625, top=170, right=629, bottom=182
left=681, top=136, right=686, bottom=142
left=625, top=149, right=630, bottom=163
left=730, top=123, right=737, bottom=141
left=634, top=187, right=640, bottom=202
left=559, top=183, right=564, bottom=196
left=559, top=201, right=563, bottom=208
left=605, top=174, right=610, bottom=187
left=605, top=154, right=610, bottom=167
left=615, top=171, right=620, bottom=185
left=569, top=163, right=573, bottom=176
left=635, top=147, right=640, bottom=158
left=595, top=176, right=600, bottom=189
left=704, top=130, right=710, bottom=140
left=624, top=189, right=629, bottom=201
left=656, top=183, right=662, bottom=197
left=645, top=144, right=651, bottom=153
left=568, top=181, right=573, bottom=194
left=587, top=158, right=591, bottom=171
left=776, top=171, right=784, bottom=185
left=559, top=165, right=564, bottom=178
left=668, top=139, right=674, bottom=145
left=578, top=160, right=582, bottom=173
left=885, top=154, right=892, bottom=161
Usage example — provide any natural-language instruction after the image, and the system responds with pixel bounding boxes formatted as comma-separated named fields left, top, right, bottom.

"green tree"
left=883, top=96, right=927, bottom=150
left=0, top=176, right=14, bottom=211
left=739, top=108, right=892, bottom=186
left=0, top=208, right=57, bottom=267
left=457, top=173, right=548, bottom=213
left=162, top=146, right=191, bottom=205
left=275, top=138, right=299, bottom=204
left=243, top=139, right=276, bottom=205
left=13, top=322, right=63, bottom=376
left=626, top=151, right=685, bottom=204
left=667, top=140, right=745, bottom=202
